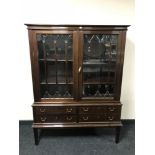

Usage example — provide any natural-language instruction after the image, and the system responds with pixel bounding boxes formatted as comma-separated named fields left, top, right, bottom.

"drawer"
left=79, top=114, right=106, bottom=122
left=79, top=106, right=106, bottom=114
left=78, top=105, right=121, bottom=114
left=34, top=114, right=77, bottom=123
left=79, top=113, right=121, bottom=122
left=34, top=106, right=76, bottom=115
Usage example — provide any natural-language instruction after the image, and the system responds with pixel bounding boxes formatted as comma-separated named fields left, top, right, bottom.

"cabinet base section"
left=32, top=122, right=122, bottom=145
left=32, top=122, right=122, bottom=128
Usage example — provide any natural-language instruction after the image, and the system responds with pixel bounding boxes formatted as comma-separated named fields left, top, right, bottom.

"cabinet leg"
left=33, top=128, right=39, bottom=145
left=115, top=126, right=121, bottom=143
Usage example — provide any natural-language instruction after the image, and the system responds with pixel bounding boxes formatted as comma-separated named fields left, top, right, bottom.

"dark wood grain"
left=28, top=30, right=40, bottom=101
left=32, top=122, right=122, bottom=128
left=115, top=126, right=121, bottom=143
left=117, top=31, right=127, bottom=100
left=73, top=31, right=79, bottom=100
left=33, top=128, right=39, bottom=145
left=26, top=24, right=129, bottom=145
left=25, top=24, right=130, bottom=31
left=78, top=31, right=83, bottom=99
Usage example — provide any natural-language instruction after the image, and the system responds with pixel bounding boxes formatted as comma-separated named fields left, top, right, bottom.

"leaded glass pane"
left=82, top=34, right=118, bottom=99
left=37, top=34, right=73, bottom=98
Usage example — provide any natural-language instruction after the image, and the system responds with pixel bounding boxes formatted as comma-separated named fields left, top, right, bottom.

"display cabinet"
left=25, top=24, right=129, bottom=145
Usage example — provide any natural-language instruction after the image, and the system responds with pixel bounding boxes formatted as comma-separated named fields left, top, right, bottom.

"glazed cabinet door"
left=78, top=31, right=122, bottom=100
left=31, top=30, right=78, bottom=101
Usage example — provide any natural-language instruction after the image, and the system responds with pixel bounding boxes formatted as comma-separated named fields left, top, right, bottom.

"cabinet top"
left=25, top=24, right=130, bottom=30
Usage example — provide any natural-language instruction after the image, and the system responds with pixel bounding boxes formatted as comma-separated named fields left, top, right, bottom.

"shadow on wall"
left=121, top=37, right=135, bottom=119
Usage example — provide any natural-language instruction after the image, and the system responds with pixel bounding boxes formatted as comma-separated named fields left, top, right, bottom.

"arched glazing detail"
left=82, top=34, right=118, bottom=99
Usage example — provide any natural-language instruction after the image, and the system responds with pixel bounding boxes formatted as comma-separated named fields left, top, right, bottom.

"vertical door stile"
left=78, top=31, right=83, bottom=100
left=117, top=31, right=127, bottom=100
left=115, top=31, right=122, bottom=100
left=42, top=34, right=48, bottom=93
left=73, top=30, right=79, bottom=100
left=32, top=31, right=41, bottom=101
left=107, top=37, right=111, bottom=83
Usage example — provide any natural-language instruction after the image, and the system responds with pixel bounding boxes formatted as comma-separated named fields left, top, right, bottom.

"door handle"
left=78, top=66, right=82, bottom=73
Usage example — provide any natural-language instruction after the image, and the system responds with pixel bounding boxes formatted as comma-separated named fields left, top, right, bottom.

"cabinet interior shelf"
left=40, top=77, right=73, bottom=84
left=83, top=82, right=115, bottom=84
left=83, top=60, right=116, bottom=64
left=83, top=70, right=116, bottom=73
left=83, top=62, right=108, bottom=65
left=82, top=96, right=114, bottom=100
left=39, top=59, right=73, bottom=62
left=40, top=82, right=73, bottom=85
left=40, top=82, right=114, bottom=85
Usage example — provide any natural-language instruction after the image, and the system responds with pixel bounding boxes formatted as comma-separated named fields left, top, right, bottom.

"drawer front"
left=79, top=114, right=106, bottom=122
left=106, top=105, right=121, bottom=113
left=79, top=106, right=106, bottom=114
left=105, top=113, right=121, bottom=121
left=79, top=114, right=120, bottom=122
left=33, top=104, right=121, bottom=123
left=79, top=105, right=121, bottom=114
left=34, top=114, right=77, bottom=123
left=34, top=106, right=76, bottom=115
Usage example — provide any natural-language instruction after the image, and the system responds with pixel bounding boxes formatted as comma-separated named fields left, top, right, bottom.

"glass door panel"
left=37, top=34, right=73, bottom=98
left=82, top=34, right=118, bottom=99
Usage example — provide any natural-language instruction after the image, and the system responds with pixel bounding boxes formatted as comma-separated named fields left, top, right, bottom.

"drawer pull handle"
left=66, top=108, right=72, bottom=113
left=108, top=116, right=114, bottom=121
left=83, top=116, right=88, bottom=121
left=41, top=117, right=47, bottom=122
left=66, top=116, right=72, bottom=121
left=40, top=108, right=46, bottom=112
left=83, top=107, right=89, bottom=112
left=108, top=107, right=115, bottom=112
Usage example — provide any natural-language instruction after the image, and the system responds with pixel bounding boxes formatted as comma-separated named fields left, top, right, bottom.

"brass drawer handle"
left=40, top=108, right=46, bottom=113
left=83, top=107, right=89, bottom=112
left=66, top=116, right=72, bottom=121
left=83, top=116, right=89, bottom=121
left=108, top=116, right=114, bottom=121
left=66, top=108, right=73, bottom=113
left=108, top=107, right=115, bottom=112
left=40, top=117, right=47, bottom=122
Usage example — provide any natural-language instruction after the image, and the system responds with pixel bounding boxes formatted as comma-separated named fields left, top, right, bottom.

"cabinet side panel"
left=115, top=31, right=127, bottom=100
left=28, top=30, right=41, bottom=101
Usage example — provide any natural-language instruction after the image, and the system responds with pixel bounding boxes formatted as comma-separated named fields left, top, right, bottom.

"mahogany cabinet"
left=25, top=24, right=129, bottom=145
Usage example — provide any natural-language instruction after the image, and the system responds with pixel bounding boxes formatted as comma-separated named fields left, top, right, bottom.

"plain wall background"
left=18, top=0, right=134, bottom=120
